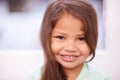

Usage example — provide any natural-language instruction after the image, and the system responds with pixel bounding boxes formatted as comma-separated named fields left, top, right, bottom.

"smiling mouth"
left=59, top=54, right=80, bottom=62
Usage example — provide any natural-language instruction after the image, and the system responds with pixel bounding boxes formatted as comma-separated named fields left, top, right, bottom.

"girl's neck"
left=64, top=63, right=84, bottom=80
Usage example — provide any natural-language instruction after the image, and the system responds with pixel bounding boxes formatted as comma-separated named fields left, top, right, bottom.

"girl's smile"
left=58, top=48, right=82, bottom=62
left=57, top=54, right=81, bottom=62
left=51, top=13, right=90, bottom=69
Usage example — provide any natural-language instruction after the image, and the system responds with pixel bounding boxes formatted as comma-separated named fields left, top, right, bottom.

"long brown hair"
left=40, top=0, right=98, bottom=80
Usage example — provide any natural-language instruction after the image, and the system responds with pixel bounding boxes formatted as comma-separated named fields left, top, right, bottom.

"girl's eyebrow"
left=52, top=31, right=67, bottom=36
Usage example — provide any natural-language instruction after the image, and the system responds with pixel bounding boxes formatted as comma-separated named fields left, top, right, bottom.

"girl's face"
left=51, top=14, right=90, bottom=69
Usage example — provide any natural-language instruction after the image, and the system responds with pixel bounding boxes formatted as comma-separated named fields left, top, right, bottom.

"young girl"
left=28, top=0, right=109, bottom=80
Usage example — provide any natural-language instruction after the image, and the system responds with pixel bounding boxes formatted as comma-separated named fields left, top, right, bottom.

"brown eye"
left=55, top=36, right=65, bottom=40
left=78, top=37, right=85, bottom=41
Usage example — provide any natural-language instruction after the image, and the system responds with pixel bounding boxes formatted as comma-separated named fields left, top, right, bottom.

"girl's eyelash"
left=55, top=36, right=65, bottom=39
left=78, top=37, right=86, bottom=40
left=53, top=36, right=85, bottom=41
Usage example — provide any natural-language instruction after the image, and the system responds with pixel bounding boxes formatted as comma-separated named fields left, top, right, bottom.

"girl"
left=28, top=0, right=109, bottom=80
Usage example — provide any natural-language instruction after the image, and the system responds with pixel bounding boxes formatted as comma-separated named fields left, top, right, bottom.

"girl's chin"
left=60, top=62, right=83, bottom=70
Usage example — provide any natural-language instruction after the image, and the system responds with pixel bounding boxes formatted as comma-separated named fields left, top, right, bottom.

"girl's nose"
left=64, top=41, right=77, bottom=52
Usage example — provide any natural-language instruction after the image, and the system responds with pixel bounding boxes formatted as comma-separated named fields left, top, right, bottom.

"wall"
left=105, top=0, right=120, bottom=80
left=0, top=50, right=44, bottom=80
left=82, top=0, right=120, bottom=80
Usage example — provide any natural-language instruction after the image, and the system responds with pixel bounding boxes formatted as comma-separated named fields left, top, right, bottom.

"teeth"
left=64, top=56, right=74, bottom=58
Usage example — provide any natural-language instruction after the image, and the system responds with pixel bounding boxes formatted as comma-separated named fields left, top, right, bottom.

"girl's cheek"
left=51, top=42, right=62, bottom=54
left=85, top=47, right=90, bottom=55
left=79, top=44, right=90, bottom=54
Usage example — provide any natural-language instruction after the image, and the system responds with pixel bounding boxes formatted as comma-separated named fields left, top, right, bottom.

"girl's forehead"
left=55, top=13, right=84, bottom=30
left=52, top=13, right=85, bottom=35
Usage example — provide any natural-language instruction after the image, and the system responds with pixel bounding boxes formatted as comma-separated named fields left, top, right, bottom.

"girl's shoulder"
left=77, top=63, right=110, bottom=80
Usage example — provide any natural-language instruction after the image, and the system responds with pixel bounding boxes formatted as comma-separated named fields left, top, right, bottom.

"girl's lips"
left=59, top=54, right=80, bottom=62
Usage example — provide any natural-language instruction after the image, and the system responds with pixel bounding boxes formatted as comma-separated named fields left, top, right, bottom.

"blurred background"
left=0, top=0, right=120, bottom=80
left=0, top=0, right=105, bottom=49
left=0, top=0, right=48, bottom=49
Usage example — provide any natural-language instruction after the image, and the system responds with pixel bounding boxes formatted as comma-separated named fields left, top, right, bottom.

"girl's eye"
left=78, top=37, right=85, bottom=41
left=55, top=36, right=65, bottom=40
